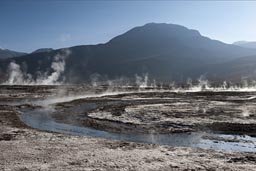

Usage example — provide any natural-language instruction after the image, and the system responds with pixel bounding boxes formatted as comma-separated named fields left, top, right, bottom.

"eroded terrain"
left=52, top=90, right=256, bottom=135
left=1, top=85, right=256, bottom=170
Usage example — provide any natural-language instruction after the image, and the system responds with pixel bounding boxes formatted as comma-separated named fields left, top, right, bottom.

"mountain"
left=198, top=54, right=256, bottom=82
left=32, top=48, right=53, bottom=54
left=1, top=23, right=256, bottom=83
left=0, top=48, right=27, bottom=59
left=233, top=41, right=256, bottom=49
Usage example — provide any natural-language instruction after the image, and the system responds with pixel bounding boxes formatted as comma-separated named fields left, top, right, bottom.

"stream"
left=19, top=99, right=256, bottom=152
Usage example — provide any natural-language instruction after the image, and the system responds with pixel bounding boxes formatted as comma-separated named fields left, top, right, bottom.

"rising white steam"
left=181, top=79, right=256, bottom=92
left=135, top=73, right=149, bottom=88
left=90, top=73, right=101, bottom=87
left=187, top=76, right=211, bottom=92
left=39, top=50, right=69, bottom=84
left=3, top=49, right=71, bottom=85
left=5, top=53, right=256, bottom=92
left=6, top=62, right=25, bottom=84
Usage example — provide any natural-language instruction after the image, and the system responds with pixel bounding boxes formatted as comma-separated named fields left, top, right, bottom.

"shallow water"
left=19, top=102, right=256, bottom=152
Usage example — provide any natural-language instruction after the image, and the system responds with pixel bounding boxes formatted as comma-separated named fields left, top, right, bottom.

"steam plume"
left=3, top=49, right=71, bottom=85
left=135, top=73, right=149, bottom=88
left=6, top=62, right=25, bottom=85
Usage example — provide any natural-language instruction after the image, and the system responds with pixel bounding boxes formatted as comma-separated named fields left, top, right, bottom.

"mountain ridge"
left=0, top=48, right=27, bottom=59
left=1, top=23, right=256, bottom=83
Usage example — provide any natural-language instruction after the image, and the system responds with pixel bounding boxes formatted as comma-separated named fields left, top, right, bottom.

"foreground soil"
left=1, top=85, right=256, bottom=171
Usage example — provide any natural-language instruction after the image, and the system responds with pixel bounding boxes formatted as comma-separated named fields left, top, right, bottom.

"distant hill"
left=233, top=41, right=256, bottom=49
left=1, top=23, right=256, bottom=83
left=0, top=48, right=27, bottom=59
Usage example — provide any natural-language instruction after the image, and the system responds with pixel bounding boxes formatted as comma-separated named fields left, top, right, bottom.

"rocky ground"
left=53, top=91, right=256, bottom=135
left=1, top=85, right=256, bottom=171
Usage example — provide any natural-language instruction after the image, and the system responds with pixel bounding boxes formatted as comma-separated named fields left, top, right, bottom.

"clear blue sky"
left=1, top=0, right=256, bottom=52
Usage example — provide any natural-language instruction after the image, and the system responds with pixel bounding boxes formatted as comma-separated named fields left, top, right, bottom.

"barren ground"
left=1, top=85, right=256, bottom=171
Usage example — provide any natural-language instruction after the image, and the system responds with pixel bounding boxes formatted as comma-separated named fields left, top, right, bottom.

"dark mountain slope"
left=1, top=23, right=256, bottom=83
left=199, top=55, right=256, bottom=82
left=233, top=41, right=256, bottom=49
left=0, top=48, right=27, bottom=59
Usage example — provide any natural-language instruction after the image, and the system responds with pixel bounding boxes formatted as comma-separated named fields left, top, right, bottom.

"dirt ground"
left=1, top=85, right=256, bottom=171
left=53, top=91, right=256, bottom=135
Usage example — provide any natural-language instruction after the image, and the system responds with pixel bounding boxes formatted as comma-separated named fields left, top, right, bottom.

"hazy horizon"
left=1, top=1, right=256, bottom=52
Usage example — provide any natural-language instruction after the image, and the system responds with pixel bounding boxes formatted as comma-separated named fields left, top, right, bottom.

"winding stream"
left=19, top=96, right=256, bottom=152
